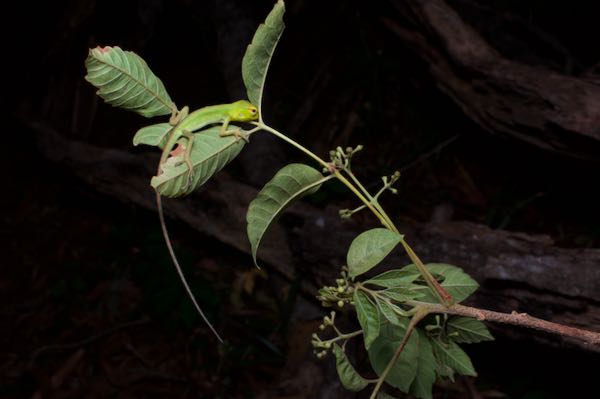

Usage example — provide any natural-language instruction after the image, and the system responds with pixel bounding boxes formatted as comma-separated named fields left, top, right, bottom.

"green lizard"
left=156, top=100, right=259, bottom=343
left=158, top=100, right=259, bottom=188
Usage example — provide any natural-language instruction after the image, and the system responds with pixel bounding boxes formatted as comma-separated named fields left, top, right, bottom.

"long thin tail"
left=156, top=191, right=224, bottom=343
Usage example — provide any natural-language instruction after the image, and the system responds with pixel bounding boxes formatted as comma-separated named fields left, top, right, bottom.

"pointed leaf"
left=368, top=320, right=419, bottom=393
left=431, top=339, right=477, bottom=377
left=151, top=125, right=245, bottom=197
left=447, top=317, right=494, bottom=343
left=85, top=46, right=173, bottom=117
left=242, top=0, right=285, bottom=115
left=401, top=263, right=478, bottom=303
left=381, top=287, right=424, bottom=303
left=376, top=299, right=404, bottom=326
left=133, top=123, right=171, bottom=148
left=347, top=228, right=403, bottom=278
left=354, top=290, right=380, bottom=350
left=247, top=164, right=328, bottom=266
left=409, top=330, right=436, bottom=399
left=333, top=344, right=369, bottom=392
left=365, top=269, right=420, bottom=288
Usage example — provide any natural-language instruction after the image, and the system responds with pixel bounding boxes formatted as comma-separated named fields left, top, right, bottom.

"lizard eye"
left=249, top=107, right=257, bottom=114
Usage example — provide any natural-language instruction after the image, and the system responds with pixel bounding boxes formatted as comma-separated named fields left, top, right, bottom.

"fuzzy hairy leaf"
left=447, top=317, right=494, bottom=344
left=368, top=319, right=419, bottom=393
left=133, top=123, right=171, bottom=148
left=247, top=164, right=327, bottom=266
left=333, top=344, right=369, bottom=392
left=347, top=228, right=402, bottom=278
left=242, top=0, right=285, bottom=115
left=431, top=339, right=477, bottom=377
left=409, top=330, right=436, bottom=399
left=354, top=290, right=380, bottom=350
left=402, top=263, right=478, bottom=303
left=151, top=125, right=245, bottom=197
left=85, top=46, right=173, bottom=118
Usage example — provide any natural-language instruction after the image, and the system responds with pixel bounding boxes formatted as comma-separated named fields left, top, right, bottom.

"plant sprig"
left=84, top=1, right=600, bottom=398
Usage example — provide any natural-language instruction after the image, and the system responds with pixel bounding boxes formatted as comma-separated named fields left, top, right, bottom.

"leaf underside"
left=247, top=163, right=325, bottom=266
left=333, top=344, right=369, bottom=392
left=242, top=0, right=285, bottom=113
left=133, top=122, right=171, bottom=148
left=151, top=125, right=246, bottom=197
left=85, top=46, right=173, bottom=118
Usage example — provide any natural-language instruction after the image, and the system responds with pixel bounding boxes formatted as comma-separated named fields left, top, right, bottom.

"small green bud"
left=312, top=333, right=318, bottom=339
left=325, top=342, right=332, bottom=349
left=337, top=286, right=345, bottom=293
left=319, top=324, right=325, bottom=331
left=355, top=145, right=363, bottom=151
left=337, top=300, right=344, bottom=308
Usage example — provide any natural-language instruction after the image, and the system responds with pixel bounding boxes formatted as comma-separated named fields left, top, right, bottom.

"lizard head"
left=229, top=100, right=259, bottom=122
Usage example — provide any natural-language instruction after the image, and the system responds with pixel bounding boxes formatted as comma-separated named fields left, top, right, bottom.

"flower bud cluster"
left=316, top=269, right=354, bottom=308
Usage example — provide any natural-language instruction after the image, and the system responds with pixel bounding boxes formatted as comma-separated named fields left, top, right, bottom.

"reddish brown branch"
left=420, top=302, right=600, bottom=346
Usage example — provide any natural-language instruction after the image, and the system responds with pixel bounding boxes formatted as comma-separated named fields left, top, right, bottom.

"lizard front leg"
left=218, top=117, right=249, bottom=142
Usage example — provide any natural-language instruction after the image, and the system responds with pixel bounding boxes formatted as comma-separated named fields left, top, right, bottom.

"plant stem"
left=407, top=301, right=600, bottom=346
left=257, top=122, right=392, bottom=229
left=401, top=240, right=454, bottom=306
left=326, top=329, right=363, bottom=345
left=369, top=307, right=430, bottom=399
left=259, top=123, right=454, bottom=305
left=254, top=123, right=330, bottom=169
left=334, top=171, right=392, bottom=229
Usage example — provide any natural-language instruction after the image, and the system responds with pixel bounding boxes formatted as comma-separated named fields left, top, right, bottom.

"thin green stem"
left=257, top=122, right=453, bottom=305
left=343, top=168, right=399, bottom=233
left=254, top=122, right=329, bottom=169
left=325, top=329, right=363, bottom=345
left=334, top=171, right=391, bottom=229
left=401, top=239, right=453, bottom=306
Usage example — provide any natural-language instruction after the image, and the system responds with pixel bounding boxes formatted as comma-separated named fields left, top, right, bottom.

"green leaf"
left=365, top=269, right=420, bottom=288
left=333, top=344, right=369, bottom=392
left=431, top=339, right=477, bottom=377
left=133, top=123, right=171, bottom=148
left=381, top=287, right=423, bottom=303
left=377, top=393, right=400, bottom=399
left=151, top=125, right=245, bottom=197
left=354, top=290, right=380, bottom=350
left=409, top=330, right=436, bottom=399
left=85, top=46, right=173, bottom=118
left=347, top=228, right=402, bottom=278
left=376, top=299, right=404, bottom=325
left=368, top=319, right=419, bottom=393
left=402, top=263, right=478, bottom=303
left=447, top=317, right=494, bottom=343
left=242, top=0, right=285, bottom=115
left=246, top=164, right=328, bottom=267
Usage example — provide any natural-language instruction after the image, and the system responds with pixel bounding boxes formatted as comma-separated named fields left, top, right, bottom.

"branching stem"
left=369, top=307, right=430, bottom=399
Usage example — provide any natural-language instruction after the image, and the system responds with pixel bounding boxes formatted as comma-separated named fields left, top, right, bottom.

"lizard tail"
left=155, top=191, right=224, bottom=343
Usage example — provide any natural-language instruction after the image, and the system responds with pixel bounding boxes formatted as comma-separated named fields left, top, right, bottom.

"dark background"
left=3, top=0, right=600, bottom=398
